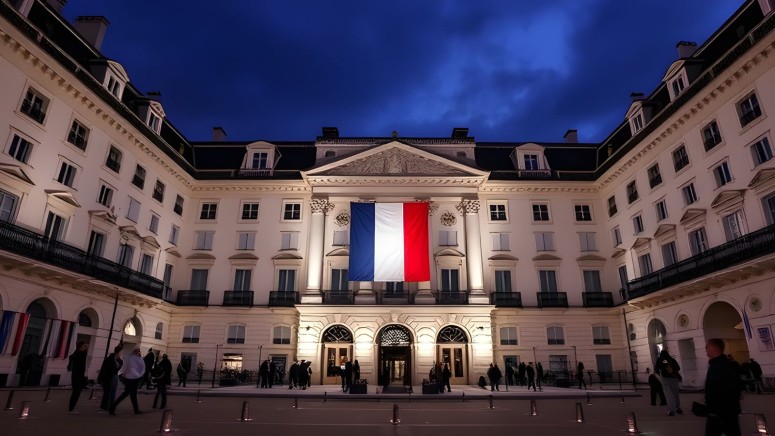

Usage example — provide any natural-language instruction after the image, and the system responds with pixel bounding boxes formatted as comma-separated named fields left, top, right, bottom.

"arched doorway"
left=436, top=325, right=468, bottom=384
left=120, top=317, right=143, bottom=361
left=378, top=325, right=413, bottom=389
left=321, top=325, right=352, bottom=385
left=18, top=298, right=56, bottom=386
left=647, top=319, right=667, bottom=365
left=703, top=301, right=749, bottom=363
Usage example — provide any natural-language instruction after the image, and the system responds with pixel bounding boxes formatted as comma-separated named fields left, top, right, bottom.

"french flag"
left=349, top=202, right=430, bottom=282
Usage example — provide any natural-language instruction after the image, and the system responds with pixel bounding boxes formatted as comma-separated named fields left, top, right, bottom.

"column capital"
left=310, top=198, right=335, bottom=214
left=455, top=199, right=480, bottom=215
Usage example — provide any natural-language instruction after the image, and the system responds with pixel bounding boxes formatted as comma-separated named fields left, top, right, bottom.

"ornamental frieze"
left=325, top=148, right=470, bottom=176
left=455, top=200, right=480, bottom=215
left=440, top=211, right=457, bottom=226
left=310, top=198, right=335, bottom=214
left=334, top=210, right=350, bottom=227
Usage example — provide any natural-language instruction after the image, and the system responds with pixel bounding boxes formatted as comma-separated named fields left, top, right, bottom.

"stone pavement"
left=0, top=384, right=772, bottom=435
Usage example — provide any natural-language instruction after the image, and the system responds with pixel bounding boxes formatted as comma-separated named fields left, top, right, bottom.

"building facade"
left=0, top=0, right=774, bottom=388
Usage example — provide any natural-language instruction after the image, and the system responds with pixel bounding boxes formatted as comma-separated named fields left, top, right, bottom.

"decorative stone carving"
left=428, top=202, right=439, bottom=215
left=455, top=199, right=480, bottom=215
left=334, top=210, right=350, bottom=227
left=310, top=198, right=335, bottom=214
left=326, top=148, right=470, bottom=176
left=440, top=211, right=457, bottom=226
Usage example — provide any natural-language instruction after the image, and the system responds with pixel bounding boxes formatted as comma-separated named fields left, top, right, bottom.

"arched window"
left=123, top=319, right=137, bottom=336
left=647, top=319, right=667, bottom=364
left=78, top=312, right=93, bottom=327
left=322, top=325, right=353, bottom=343
left=379, top=325, right=411, bottom=346
left=155, top=322, right=163, bottom=340
left=324, top=150, right=336, bottom=158
left=437, top=326, right=468, bottom=343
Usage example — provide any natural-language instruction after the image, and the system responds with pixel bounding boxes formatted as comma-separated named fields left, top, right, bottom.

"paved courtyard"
left=0, top=384, right=772, bottom=435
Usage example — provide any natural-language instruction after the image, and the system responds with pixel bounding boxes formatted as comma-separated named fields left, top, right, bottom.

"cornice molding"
left=481, top=185, right=598, bottom=193
left=191, top=184, right=310, bottom=192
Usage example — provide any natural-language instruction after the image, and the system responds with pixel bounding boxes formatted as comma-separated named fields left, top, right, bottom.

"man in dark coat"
left=269, top=360, right=277, bottom=388
left=505, top=364, right=515, bottom=386
left=487, top=363, right=500, bottom=392
left=704, top=338, right=741, bottom=436
left=259, top=359, right=270, bottom=388
left=536, top=362, right=544, bottom=391
left=142, top=348, right=156, bottom=389
left=297, top=360, right=309, bottom=390
left=176, top=359, right=189, bottom=387
left=646, top=367, right=666, bottom=406
left=343, top=359, right=353, bottom=392
left=517, top=362, right=526, bottom=386
left=152, top=354, right=172, bottom=409
left=526, top=362, right=536, bottom=391
left=288, top=360, right=299, bottom=389
left=68, top=341, right=88, bottom=414
left=98, top=344, right=123, bottom=412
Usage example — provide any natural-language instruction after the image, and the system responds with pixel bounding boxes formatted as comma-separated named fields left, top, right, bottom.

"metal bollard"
left=462, top=391, right=465, bottom=402
left=18, top=401, right=31, bottom=420
left=4, top=390, right=15, bottom=410
left=44, top=386, right=52, bottom=402
left=239, top=401, right=252, bottom=422
left=195, top=389, right=202, bottom=403
left=530, top=399, right=538, bottom=416
left=489, top=395, right=494, bottom=409
left=159, top=409, right=174, bottom=433
left=323, top=392, right=327, bottom=403
left=754, top=414, right=769, bottom=435
left=586, top=392, right=591, bottom=405
left=625, top=412, right=639, bottom=434
left=391, top=403, right=400, bottom=425
left=575, top=402, right=585, bottom=423
left=620, top=396, right=625, bottom=404
left=293, top=397, right=298, bottom=409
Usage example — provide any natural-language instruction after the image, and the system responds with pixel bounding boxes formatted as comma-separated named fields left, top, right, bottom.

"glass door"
left=323, top=345, right=350, bottom=385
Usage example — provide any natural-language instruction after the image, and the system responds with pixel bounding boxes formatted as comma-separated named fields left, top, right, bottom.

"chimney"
left=212, top=127, right=227, bottom=141
left=563, top=129, right=578, bottom=143
left=630, top=92, right=645, bottom=102
left=74, top=16, right=109, bottom=51
left=676, top=41, right=698, bottom=59
left=451, top=127, right=469, bottom=138
left=321, top=127, right=339, bottom=139
left=45, top=0, right=66, bottom=13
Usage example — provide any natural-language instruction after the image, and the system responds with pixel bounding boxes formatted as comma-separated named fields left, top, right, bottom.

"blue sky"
left=62, top=1, right=743, bottom=143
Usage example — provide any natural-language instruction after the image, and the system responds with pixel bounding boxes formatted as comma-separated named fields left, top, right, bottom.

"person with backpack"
left=655, top=349, right=683, bottom=416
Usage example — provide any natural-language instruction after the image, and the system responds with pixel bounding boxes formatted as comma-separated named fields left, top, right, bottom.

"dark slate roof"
left=191, top=142, right=316, bottom=179
left=475, top=142, right=598, bottom=180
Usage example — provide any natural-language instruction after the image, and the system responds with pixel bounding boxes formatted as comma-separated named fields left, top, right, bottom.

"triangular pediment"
left=748, top=168, right=775, bottom=190
left=680, top=208, right=706, bottom=225
left=711, top=189, right=746, bottom=210
left=0, top=163, right=35, bottom=186
left=653, top=224, right=676, bottom=240
left=631, top=237, right=651, bottom=249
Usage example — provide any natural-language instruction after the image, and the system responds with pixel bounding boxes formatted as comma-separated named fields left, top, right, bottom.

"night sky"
left=61, top=1, right=743, bottom=143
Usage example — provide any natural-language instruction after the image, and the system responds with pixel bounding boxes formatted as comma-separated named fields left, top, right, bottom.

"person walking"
left=505, top=363, right=515, bottom=386
left=749, top=358, right=763, bottom=394
left=176, top=359, right=189, bottom=387
left=98, top=344, right=123, bottom=413
left=646, top=367, right=666, bottom=406
left=704, top=338, right=742, bottom=436
left=434, top=362, right=444, bottom=393
left=536, top=362, right=544, bottom=391
left=269, top=360, right=276, bottom=388
left=526, top=362, right=536, bottom=391
left=577, top=361, right=587, bottom=389
left=442, top=363, right=452, bottom=392
left=297, top=360, right=309, bottom=390
left=654, top=349, right=683, bottom=416
left=487, top=363, right=500, bottom=392
left=517, top=362, right=526, bottom=386
left=152, top=354, right=172, bottom=409
left=259, top=359, right=269, bottom=388
left=142, top=348, right=156, bottom=390
left=305, top=360, right=313, bottom=387
left=67, top=341, right=88, bottom=414
left=288, top=360, right=299, bottom=389
left=110, top=348, right=145, bottom=415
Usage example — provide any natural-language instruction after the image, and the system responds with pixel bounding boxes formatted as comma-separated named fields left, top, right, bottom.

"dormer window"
left=524, top=154, right=539, bottom=170
left=148, top=112, right=162, bottom=133
left=631, top=113, right=644, bottom=133
left=240, top=142, right=278, bottom=176
left=251, top=152, right=268, bottom=169
left=513, top=144, right=550, bottom=177
left=103, top=61, right=129, bottom=100
left=106, top=76, right=122, bottom=98
left=670, top=76, right=685, bottom=98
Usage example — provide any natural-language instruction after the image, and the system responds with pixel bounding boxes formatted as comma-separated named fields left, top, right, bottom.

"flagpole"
left=104, top=288, right=120, bottom=359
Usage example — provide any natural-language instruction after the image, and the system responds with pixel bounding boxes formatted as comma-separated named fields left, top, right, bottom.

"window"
left=56, top=161, right=77, bottom=187
left=182, top=325, right=200, bottom=343
left=174, top=195, right=184, bottom=216
left=523, top=154, right=539, bottom=170
left=607, top=196, right=618, bottom=217
left=575, top=204, right=593, bottom=221
left=655, top=199, right=668, bottom=221
left=106, top=76, right=121, bottom=97
left=439, top=230, right=457, bottom=246
left=682, top=183, right=698, bottom=205
left=0, top=189, right=19, bottom=223
left=627, top=181, right=639, bottom=204
left=385, top=282, right=404, bottom=294
left=20, top=88, right=47, bottom=123
left=155, top=323, right=163, bottom=340
left=532, top=203, right=550, bottom=221
left=169, top=225, right=179, bottom=245
left=489, top=203, right=507, bottom=221
left=539, top=270, right=557, bottom=293
left=278, top=269, right=296, bottom=292
left=126, top=197, right=141, bottom=222
left=105, top=146, right=122, bottom=173
left=237, top=232, right=255, bottom=250
left=494, top=270, right=512, bottom=293
left=139, top=253, right=154, bottom=275
left=190, top=269, right=208, bottom=290
left=618, top=265, right=629, bottom=290
left=672, top=146, right=689, bottom=172
left=324, top=150, right=336, bottom=158
left=333, top=230, right=349, bottom=246
left=281, top=232, right=300, bottom=250
left=199, top=203, right=218, bottom=220
left=44, top=211, right=66, bottom=241
left=547, top=326, right=565, bottom=345
left=689, top=227, right=709, bottom=255
left=593, top=326, right=611, bottom=345
left=116, top=244, right=134, bottom=268
left=722, top=211, right=744, bottom=241
left=67, top=120, right=89, bottom=150
left=132, top=165, right=146, bottom=189
left=241, top=202, right=259, bottom=220
left=751, top=137, right=773, bottom=166
left=492, top=233, right=510, bottom=251
left=647, top=164, right=662, bottom=188
left=233, top=269, right=252, bottom=291
left=713, top=162, right=733, bottom=187
left=702, top=120, right=722, bottom=151
left=661, top=241, right=678, bottom=267
left=612, top=226, right=622, bottom=246
left=251, top=152, right=268, bottom=169
left=194, top=231, right=214, bottom=250
left=638, top=253, right=653, bottom=275
left=670, top=76, right=685, bottom=97
left=7, top=134, right=32, bottom=164
left=97, top=184, right=113, bottom=207
left=283, top=201, right=302, bottom=221
left=87, top=230, right=105, bottom=257
left=273, top=326, right=292, bottom=345
left=738, top=93, right=762, bottom=127
left=500, top=327, right=518, bottom=345
left=331, top=268, right=349, bottom=291
left=148, top=112, right=162, bottom=133
left=579, top=232, right=597, bottom=252
left=535, top=232, right=554, bottom=251
left=583, top=270, right=602, bottom=293
left=633, top=215, right=644, bottom=234
left=632, top=113, right=644, bottom=133
left=440, top=268, right=460, bottom=291
left=153, top=180, right=165, bottom=202
left=149, top=213, right=159, bottom=234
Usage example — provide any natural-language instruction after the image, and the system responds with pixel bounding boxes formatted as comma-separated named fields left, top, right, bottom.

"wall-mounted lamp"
left=477, top=326, right=484, bottom=330
left=305, top=326, right=311, bottom=331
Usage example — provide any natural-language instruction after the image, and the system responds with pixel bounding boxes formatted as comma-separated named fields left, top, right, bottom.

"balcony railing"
left=627, top=223, right=775, bottom=300
left=537, top=292, right=568, bottom=308
left=582, top=292, right=614, bottom=307
left=238, top=169, right=272, bottom=177
left=517, top=169, right=552, bottom=179
left=0, top=220, right=164, bottom=298
left=491, top=292, right=522, bottom=307
left=322, top=290, right=354, bottom=305
left=176, top=290, right=210, bottom=306
left=269, top=291, right=299, bottom=306
left=222, top=290, right=254, bottom=306
left=433, top=291, right=468, bottom=305
left=378, top=291, right=414, bottom=305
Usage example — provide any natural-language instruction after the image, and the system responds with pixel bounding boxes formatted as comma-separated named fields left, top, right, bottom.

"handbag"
left=691, top=401, right=708, bottom=417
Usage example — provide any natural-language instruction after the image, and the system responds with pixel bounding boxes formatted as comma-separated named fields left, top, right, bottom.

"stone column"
left=458, top=200, right=488, bottom=304
left=302, top=198, right=334, bottom=304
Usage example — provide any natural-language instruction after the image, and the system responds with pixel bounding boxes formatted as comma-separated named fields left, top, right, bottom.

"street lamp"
left=211, top=344, right=223, bottom=388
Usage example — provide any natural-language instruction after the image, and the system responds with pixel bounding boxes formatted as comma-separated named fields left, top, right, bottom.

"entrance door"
left=438, top=345, right=467, bottom=384
left=323, top=345, right=351, bottom=385
left=379, top=346, right=411, bottom=388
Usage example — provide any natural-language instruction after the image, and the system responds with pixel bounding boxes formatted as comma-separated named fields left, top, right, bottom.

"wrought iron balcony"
left=176, top=290, right=210, bottom=306
left=537, top=292, right=568, bottom=308
left=626, top=223, right=775, bottom=300
left=238, top=169, right=272, bottom=177
left=0, top=219, right=164, bottom=298
left=269, top=291, right=299, bottom=306
left=322, top=290, right=354, bottom=304
left=379, top=291, right=414, bottom=305
left=433, top=290, right=468, bottom=305
left=517, top=169, right=552, bottom=179
left=490, top=292, right=522, bottom=307
left=222, top=290, right=254, bottom=306
left=582, top=292, right=614, bottom=307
